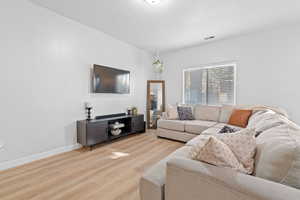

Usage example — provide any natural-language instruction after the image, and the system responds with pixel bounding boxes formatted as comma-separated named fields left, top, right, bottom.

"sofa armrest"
left=166, top=158, right=300, bottom=200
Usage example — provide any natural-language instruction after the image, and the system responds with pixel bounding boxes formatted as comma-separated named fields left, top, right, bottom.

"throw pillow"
left=166, top=104, right=178, bottom=120
left=196, top=136, right=248, bottom=174
left=217, top=129, right=257, bottom=174
left=228, top=109, right=253, bottom=128
left=190, top=129, right=257, bottom=174
left=218, top=125, right=238, bottom=134
left=177, top=106, right=193, bottom=120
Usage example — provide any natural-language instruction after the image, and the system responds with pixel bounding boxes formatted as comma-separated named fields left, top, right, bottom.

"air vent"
left=204, top=36, right=215, bottom=40
left=145, top=0, right=161, bottom=5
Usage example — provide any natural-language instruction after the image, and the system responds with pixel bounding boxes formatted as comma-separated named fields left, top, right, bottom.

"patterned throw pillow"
left=177, top=106, right=193, bottom=120
left=218, top=125, right=238, bottom=134
left=197, top=136, right=247, bottom=173
left=217, top=129, right=257, bottom=174
left=190, top=129, right=256, bottom=174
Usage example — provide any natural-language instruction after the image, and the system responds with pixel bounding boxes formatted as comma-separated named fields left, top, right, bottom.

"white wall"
left=0, top=0, right=153, bottom=165
left=161, top=24, right=300, bottom=124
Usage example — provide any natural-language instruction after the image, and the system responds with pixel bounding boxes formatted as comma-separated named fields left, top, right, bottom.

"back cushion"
left=194, top=105, right=220, bottom=121
left=247, top=110, right=268, bottom=127
left=219, top=105, right=235, bottom=123
left=247, top=110, right=284, bottom=132
left=254, top=119, right=300, bottom=189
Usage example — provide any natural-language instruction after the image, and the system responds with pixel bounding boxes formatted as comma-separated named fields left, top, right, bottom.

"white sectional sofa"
left=140, top=105, right=300, bottom=200
left=157, top=105, right=242, bottom=142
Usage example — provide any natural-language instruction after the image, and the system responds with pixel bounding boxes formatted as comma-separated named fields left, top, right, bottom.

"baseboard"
left=0, top=143, right=82, bottom=171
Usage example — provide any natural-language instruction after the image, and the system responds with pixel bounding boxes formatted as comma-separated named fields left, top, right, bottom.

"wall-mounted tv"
left=93, top=64, right=130, bottom=94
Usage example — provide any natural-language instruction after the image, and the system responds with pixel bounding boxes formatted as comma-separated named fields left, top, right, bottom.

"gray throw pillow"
left=219, top=125, right=262, bottom=137
left=218, top=126, right=238, bottom=134
left=177, top=106, right=193, bottom=120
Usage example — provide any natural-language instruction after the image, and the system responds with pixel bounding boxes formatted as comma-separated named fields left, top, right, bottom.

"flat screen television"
left=93, top=64, right=130, bottom=94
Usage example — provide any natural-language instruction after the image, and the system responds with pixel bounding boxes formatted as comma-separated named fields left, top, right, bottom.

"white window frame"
left=182, top=62, right=237, bottom=105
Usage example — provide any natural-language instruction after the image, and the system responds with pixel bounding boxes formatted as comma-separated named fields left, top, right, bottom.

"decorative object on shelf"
left=111, top=129, right=121, bottom=136
left=110, top=122, right=124, bottom=136
left=132, top=107, right=138, bottom=115
left=127, top=106, right=133, bottom=115
left=85, top=102, right=93, bottom=121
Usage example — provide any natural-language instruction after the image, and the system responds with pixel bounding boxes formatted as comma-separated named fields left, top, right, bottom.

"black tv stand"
left=95, top=113, right=126, bottom=120
left=77, top=113, right=145, bottom=148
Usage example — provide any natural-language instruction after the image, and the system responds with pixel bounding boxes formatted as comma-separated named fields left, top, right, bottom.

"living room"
left=0, top=0, right=300, bottom=200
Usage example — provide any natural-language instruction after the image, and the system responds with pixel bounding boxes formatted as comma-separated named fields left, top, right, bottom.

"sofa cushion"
left=194, top=105, right=220, bottom=121
left=187, top=123, right=244, bottom=146
left=157, top=128, right=196, bottom=142
left=254, top=118, right=300, bottom=189
left=157, top=120, right=185, bottom=132
left=219, top=104, right=235, bottom=123
left=247, top=110, right=284, bottom=133
left=214, top=123, right=243, bottom=129
left=201, top=126, right=221, bottom=136
left=184, top=120, right=217, bottom=135
left=202, top=123, right=243, bottom=136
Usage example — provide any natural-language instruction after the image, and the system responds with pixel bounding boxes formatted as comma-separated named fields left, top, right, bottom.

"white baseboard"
left=0, top=143, right=82, bottom=171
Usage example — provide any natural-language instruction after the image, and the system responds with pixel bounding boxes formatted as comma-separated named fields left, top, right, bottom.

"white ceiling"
left=30, top=0, right=300, bottom=52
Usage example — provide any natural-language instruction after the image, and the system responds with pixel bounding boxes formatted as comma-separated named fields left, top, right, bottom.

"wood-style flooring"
left=0, top=131, right=183, bottom=200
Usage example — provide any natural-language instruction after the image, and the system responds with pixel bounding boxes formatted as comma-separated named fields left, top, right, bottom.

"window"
left=183, top=63, right=236, bottom=105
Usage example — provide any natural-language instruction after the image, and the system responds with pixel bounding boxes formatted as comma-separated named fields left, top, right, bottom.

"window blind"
left=184, top=64, right=235, bottom=105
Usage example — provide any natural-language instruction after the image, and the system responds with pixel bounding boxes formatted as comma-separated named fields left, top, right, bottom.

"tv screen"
left=93, top=64, right=130, bottom=94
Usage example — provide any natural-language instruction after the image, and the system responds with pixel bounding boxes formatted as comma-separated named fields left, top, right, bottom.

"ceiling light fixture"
left=144, top=0, right=162, bottom=5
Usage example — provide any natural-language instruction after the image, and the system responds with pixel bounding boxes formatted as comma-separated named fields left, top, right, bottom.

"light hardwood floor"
left=0, top=131, right=183, bottom=200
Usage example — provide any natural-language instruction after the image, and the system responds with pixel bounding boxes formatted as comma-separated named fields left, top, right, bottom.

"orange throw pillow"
left=228, top=109, right=252, bottom=128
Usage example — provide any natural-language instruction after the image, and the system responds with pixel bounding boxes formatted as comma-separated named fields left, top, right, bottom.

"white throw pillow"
left=166, top=104, right=178, bottom=120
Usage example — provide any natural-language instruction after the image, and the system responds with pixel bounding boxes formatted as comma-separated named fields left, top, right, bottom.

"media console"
left=77, top=113, right=145, bottom=148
